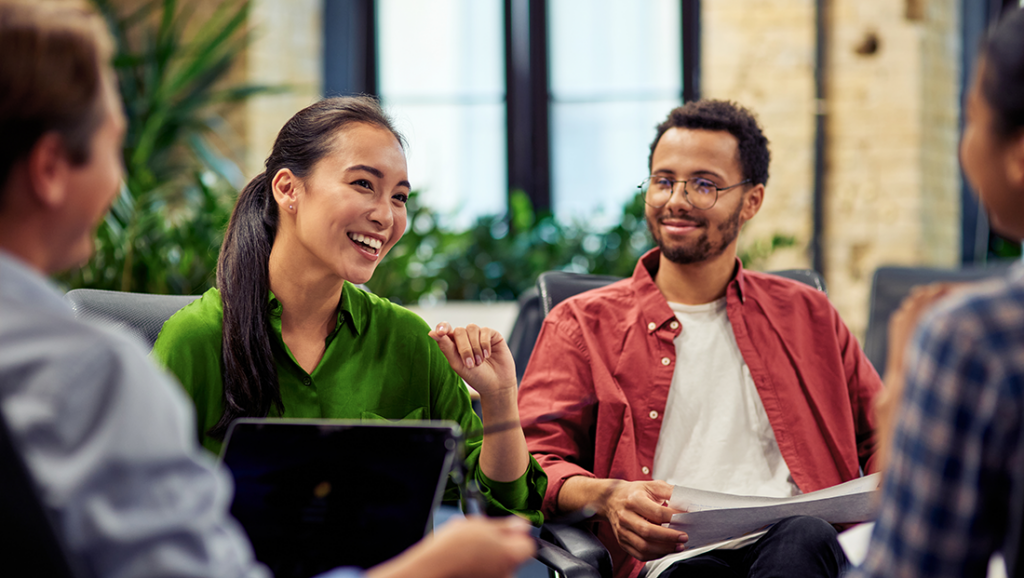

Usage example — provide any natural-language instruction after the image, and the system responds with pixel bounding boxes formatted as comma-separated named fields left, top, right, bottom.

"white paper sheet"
left=665, top=473, right=881, bottom=550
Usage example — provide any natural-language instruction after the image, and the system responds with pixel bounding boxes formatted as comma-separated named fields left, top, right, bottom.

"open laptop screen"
left=220, top=419, right=461, bottom=578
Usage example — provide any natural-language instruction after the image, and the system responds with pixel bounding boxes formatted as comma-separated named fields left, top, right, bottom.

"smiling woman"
left=150, top=96, right=545, bottom=523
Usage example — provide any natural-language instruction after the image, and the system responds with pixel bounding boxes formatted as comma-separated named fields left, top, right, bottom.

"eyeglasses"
left=638, top=175, right=751, bottom=210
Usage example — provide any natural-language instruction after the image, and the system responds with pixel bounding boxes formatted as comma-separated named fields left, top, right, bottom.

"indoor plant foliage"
left=61, top=0, right=273, bottom=295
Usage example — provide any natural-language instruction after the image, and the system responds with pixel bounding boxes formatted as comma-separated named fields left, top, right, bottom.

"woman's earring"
left=289, top=205, right=294, bottom=210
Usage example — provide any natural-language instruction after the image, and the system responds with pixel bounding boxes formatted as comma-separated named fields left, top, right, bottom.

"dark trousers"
left=659, top=516, right=848, bottom=578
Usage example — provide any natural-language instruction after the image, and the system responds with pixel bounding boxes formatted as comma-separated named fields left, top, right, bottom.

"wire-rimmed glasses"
left=638, top=175, right=751, bottom=210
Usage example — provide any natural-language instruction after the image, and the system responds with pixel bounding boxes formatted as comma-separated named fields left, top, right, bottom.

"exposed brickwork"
left=702, top=0, right=817, bottom=276
left=243, top=0, right=323, bottom=177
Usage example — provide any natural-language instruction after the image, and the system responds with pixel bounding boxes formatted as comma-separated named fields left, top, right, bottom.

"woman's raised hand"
left=428, top=322, right=517, bottom=399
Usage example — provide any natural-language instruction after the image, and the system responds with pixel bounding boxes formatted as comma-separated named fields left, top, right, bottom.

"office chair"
left=64, top=288, right=200, bottom=350
left=862, top=264, right=1011, bottom=374
left=508, top=287, right=544, bottom=384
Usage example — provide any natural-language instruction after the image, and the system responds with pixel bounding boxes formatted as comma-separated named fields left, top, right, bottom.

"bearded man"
left=517, top=100, right=882, bottom=578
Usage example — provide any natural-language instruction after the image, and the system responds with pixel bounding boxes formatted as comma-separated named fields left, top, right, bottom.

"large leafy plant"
left=61, top=0, right=274, bottom=294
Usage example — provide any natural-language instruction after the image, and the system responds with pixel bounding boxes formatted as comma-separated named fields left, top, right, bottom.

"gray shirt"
left=0, top=250, right=271, bottom=578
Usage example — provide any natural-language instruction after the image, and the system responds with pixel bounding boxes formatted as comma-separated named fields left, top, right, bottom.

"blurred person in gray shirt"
left=0, top=2, right=533, bottom=577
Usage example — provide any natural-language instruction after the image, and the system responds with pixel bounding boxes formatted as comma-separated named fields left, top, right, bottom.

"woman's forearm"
left=476, top=386, right=530, bottom=482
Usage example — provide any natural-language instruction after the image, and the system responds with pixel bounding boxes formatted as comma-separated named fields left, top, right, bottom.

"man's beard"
left=647, top=201, right=744, bottom=265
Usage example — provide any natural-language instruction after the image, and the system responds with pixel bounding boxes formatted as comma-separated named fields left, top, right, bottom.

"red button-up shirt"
left=518, top=249, right=882, bottom=578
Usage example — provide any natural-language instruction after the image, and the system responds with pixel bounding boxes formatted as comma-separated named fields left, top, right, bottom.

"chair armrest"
left=541, top=522, right=612, bottom=578
left=534, top=537, right=603, bottom=578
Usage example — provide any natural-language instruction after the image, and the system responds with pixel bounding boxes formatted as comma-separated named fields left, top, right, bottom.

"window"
left=548, top=0, right=683, bottom=225
left=325, top=0, right=697, bottom=228
left=377, top=0, right=507, bottom=229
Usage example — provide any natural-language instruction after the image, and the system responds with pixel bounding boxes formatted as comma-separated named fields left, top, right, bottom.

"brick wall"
left=243, top=0, right=324, bottom=177
left=824, top=0, right=961, bottom=337
left=701, top=0, right=817, bottom=275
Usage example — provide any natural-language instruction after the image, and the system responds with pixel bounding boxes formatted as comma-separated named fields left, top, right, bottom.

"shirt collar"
left=266, top=283, right=357, bottom=339
left=0, top=249, right=69, bottom=314
left=631, top=248, right=748, bottom=333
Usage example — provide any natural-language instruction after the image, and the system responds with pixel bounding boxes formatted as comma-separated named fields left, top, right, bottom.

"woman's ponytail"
left=209, top=172, right=282, bottom=438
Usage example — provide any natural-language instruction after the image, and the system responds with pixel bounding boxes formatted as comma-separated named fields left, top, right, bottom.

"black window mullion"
left=505, top=0, right=551, bottom=216
left=323, top=0, right=377, bottom=97
left=682, top=0, right=700, bottom=102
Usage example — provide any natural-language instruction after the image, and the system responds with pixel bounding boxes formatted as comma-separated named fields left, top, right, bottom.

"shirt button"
left=642, top=466, right=650, bottom=475
left=303, top=377, right=312, bottom=386
left=670, top=321, right=679, bottom=329
left=647, top=322, right=656, bottom=331
left=661, top=357, right=671, bottom=366
left=649, top=410, right=659, bottom=419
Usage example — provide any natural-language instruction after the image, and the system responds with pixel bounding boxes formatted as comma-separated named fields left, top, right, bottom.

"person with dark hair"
left=0, top=1, right=537, bottom=576
left=517, top=99, right=882, bottom=578
left=151, top=96, right=545, bottom=522
left=852, top=8, right=1024, bottom=578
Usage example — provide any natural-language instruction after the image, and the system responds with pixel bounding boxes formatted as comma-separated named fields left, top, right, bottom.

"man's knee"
left=750, top=516, right=846, bottom=577
left=768, top=515, right=838, bottom=548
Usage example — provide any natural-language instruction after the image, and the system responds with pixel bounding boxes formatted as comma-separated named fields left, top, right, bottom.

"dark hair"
left=0, top=0, right=112, bottom=203
left=980, top=8, right=1024, bottom=138
left=649, top=100, right=771, bottom=186
left=211, top=96, right=404, bottom=438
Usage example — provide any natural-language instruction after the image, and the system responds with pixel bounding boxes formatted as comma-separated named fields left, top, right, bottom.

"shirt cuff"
left=473, top=455, right=547, bottom=526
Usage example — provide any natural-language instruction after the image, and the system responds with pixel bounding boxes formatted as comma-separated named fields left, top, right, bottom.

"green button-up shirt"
left=152, top=283, right=545, bottom=522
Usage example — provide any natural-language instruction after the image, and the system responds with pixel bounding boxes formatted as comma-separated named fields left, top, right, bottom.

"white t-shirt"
left=645, top=298, right=799, bottom=576
left=652, top=298, right=798, bottom=496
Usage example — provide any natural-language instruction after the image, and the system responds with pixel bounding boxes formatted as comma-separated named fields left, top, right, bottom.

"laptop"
left=219, top=419, right=462, bottom=578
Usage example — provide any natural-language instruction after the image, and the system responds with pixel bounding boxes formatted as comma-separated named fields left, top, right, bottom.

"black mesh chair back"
left=769, top=269, right=827, bottom=295
left=0, top=410, right=76, bottom=577
left=507, top=287, right=543, bottom=384
left=64, top=289, right=200, bottom=350
left=863, top=264, right=1011, bottom=374
left=537, top=272, right=622, bottom=317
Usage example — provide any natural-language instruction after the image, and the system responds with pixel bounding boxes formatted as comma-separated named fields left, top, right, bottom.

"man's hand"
left=561, top=477, right=687, bottom=561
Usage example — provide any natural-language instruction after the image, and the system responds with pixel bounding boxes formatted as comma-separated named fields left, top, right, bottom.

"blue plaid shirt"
left=854, top=266, right=1024, bottom=578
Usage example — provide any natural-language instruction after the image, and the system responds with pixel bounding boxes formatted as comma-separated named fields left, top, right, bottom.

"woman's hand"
left=429, top=322, right=529, bottom=483
left=429, top=322, right=517, bottom=400
left=876, top=282, right=958, bottom=472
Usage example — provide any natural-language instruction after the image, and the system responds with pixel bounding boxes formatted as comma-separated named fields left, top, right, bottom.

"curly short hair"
left=649, top=100, right=771, bottom=186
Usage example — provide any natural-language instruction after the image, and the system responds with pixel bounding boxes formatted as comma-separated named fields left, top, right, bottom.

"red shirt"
left=517, top=249, right=882, bottom=578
